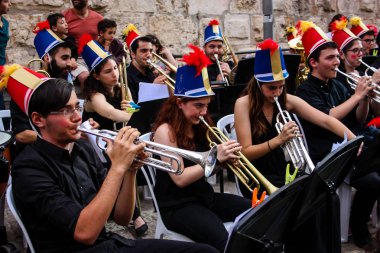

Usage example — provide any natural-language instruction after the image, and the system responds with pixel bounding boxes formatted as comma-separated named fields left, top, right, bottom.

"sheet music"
left=81, top=120, right=107, bottom=163
left=331, top=132, right=348, bottom=152
left=138, top=82, right=170, bottom=103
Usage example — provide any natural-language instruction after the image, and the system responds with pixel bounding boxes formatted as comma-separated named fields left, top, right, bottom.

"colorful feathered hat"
left=122, top=24, right=141, bottom=50
left=254, top=39, right=289, bottom=82
left=330, top=16, right=358, bottom=51
left=78, top=34, right=111, bottom=72
left=174, top=44, right=214, bottom=97
left=296, top=20, right=332, bottom=58
left=0, top=64, right=49, bottom=115
left=284, top=26, right=297, bottom=42
left=204, top=19, right=223, bottom=45
left=33, top=20, right=64, bottom=59
left=350, top=16, right=370, bottom=37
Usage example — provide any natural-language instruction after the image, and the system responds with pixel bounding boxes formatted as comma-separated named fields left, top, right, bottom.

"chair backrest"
left=6, top=184, right=35, bottom=253
left=216, top=114, right=236, bottom=140
left=0, top=110, right=11, bottom=131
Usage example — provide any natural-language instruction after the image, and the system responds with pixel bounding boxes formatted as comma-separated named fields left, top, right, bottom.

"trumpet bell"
left=203, top=146, right=218, bottom=177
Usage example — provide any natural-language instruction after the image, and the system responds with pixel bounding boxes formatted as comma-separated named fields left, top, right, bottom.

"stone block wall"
left=4, top=0, right=380, bottom=65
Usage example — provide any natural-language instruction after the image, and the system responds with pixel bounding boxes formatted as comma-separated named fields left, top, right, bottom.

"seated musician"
left=234, top=38, right=355, bottom=197
left=80, top=35, right=133, bottom=130
left=79, top=35, right=149, bottom=236
left=3, top=65, right=218, bottom=253
left=350, top=16, right=376, bottom=56
left=153, top=45, right=251, bottom=253
left=11, top=21, right=74, bottom=155
left=295, top=20, right=380, bottom=252
left=331, top=16, right=380, bottom=129
left=203, top=19, right=233, bottom=84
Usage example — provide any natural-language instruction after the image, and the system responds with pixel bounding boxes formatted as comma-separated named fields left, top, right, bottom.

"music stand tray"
left=224, top=137, right=363, bottom=253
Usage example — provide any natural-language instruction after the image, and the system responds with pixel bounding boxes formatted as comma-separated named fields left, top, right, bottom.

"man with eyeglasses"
left=350, top=16, right=376, bottom=56
left=2, top=67, right=217, bottom=253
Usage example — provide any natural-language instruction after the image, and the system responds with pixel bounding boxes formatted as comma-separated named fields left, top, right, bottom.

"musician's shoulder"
left=235, top=95, right=249, bottom=107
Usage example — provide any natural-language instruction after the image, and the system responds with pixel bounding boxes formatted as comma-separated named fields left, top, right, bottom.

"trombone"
left=274, top=97, right=315, bottom=173
left=199, top=116, right=278, bottom=194
left=26, top=58, right=50, bottom=77
left=335, top=68, right=380, bottom=103
left=152, top=52, right=177, bottom=74
left=77, top=126, right=217, bottom=175
left=146, top=59, right=175, bottom=90
left=214, top=53, right=229, bottom=86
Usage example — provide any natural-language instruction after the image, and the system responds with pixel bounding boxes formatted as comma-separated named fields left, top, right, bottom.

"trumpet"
left=335, top=68, right=380, bottom=103
left=199, top=116, right=278, bottom=194
left=27, top=58, right=50, bottom=77
left=214, top=53, right=229, bottom=86
left=274, top=97, right=315, bottom=173
left=359, top=59, right=378, bottom=76
left=77, top=126, right=217, bottom=175
left=146, top=59, right=175, bottom=90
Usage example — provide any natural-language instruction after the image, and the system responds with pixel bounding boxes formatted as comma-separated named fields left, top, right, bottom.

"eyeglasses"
left=347, top=48, right=364, bottom=54
left=362, top=39, right=375, bottom=43
left=49, top=106, right=83, bottom=118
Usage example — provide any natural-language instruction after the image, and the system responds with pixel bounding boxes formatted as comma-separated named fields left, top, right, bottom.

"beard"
left=48, top=59, right=69, bottom=79
left=71, top=0, right=87, bottom=9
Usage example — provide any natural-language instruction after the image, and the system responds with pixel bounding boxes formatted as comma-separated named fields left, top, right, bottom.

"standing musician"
left=79, top=35, right=148, bottom=235
left=203, top=19, right=233, bottom=83
left=2, top=65, right=218, bottom=253
left=153, top=45, right=251, bottom=253
left=234, top=38, right=355, bottom=196
left=10, top=22, right=73, bottom=155
left=350, top=16, right=376, bottom=56
left=295, top=20, right=380, bottom=252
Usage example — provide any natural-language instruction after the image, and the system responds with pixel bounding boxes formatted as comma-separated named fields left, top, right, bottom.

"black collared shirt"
left=10, top=99, right=33, bottom=155
left=126, top=62, right=155, bottom=102
left=11, top=138, right=108, bottom=253
left=295, top=74, right=356, bottom=163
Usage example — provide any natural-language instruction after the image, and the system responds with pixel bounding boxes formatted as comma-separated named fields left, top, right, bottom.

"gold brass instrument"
left=77, top=126, right=218, bottom=175
left=199, top=116, right=278, bottom=194
left=335, top=68, right=380, bottom=103
left=119, top=56, right=131, bottom=102
left=288, top=37, right=309, bottom=88
left=146, top=59, right=175, bottom=90
left=214, top=53, right=229, bottom=86
left=274, top=97, right=315, bottom=173
left=27, top=58, right=50, bottom=77
left=152, top=52, right=177, bottom=74
left=222, top=35, right=238, bottom=85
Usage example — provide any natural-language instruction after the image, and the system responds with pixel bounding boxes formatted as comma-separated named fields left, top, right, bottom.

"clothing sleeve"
left=10, top=100, right=32, bottom=135
left=110, top=39, right=127, bottom=66
left=12, top=159, right=83, bottom=238
left=296, top=84, right=331, bottom=115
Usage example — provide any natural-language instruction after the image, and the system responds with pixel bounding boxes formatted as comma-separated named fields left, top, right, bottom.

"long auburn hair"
left=83, top=56, right=121, bottom=102
left=153, top=96, right=213, bottom=150
left=242, top=77, right=287, bottom=141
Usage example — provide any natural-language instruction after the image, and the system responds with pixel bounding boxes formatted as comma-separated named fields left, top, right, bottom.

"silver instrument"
left=214, top=54, right=229, bottom=86
left=335, top=68, right=380, bottom=103
left=274, top=97, right=315, bottom=173
left=359, top=59, right=378, bottom=77
left=77, top=126, right=217, bottom=175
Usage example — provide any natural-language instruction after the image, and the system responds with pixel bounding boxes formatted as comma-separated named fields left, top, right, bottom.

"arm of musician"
left=356, top=97, right=370, bottom=124
left=15, top=130, right=37, bottom=144
left=370, top=99, right=380, bottom=116
left=329, top=77, right=371, bottom=121
left=153, top=74, right=167, bottom=84
left=234, top=96, right=290, bottom=160
left=160, top=47, right=178, bottom=68
left=154, top=123, right=205, bottom=188
left=372, top=69, right=380, bottom=85
left=74, top=127, right=144, bottom=245
left=89, top=93, right=131, bottom=123
left=287, top=95, right=356, bottom=140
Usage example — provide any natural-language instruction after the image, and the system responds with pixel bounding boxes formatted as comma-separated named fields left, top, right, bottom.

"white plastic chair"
left=0, top=109, right=11, bottom=131
left=140, top=132, right=233, bottom=240
left=216, top=114, right=242, bottom=196
left=6, top=183, right=35, bottom=253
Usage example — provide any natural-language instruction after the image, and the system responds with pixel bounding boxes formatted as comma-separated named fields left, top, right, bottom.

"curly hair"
left=153, top=96, right=213, bottom=150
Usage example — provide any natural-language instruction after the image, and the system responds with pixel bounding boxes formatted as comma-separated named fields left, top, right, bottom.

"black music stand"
left=224, top=137, right=363, bottom=253
left=234, top=57, right=255, bottom=85
left=283, top=54, right=301, bottom=95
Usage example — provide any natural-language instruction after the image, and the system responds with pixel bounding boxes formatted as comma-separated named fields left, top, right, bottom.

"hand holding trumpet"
left=278, top=121, right=300, bottom=144
left=354, top=76, right=375, bottom=100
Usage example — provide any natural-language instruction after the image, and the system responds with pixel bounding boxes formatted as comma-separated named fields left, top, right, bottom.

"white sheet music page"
left=331, top=132, right=348, bottom=152
left=138, top=82, right=170, bottom=103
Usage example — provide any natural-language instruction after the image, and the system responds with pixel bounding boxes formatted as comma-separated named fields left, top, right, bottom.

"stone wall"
left=4, top=0, right=380, bottom=65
